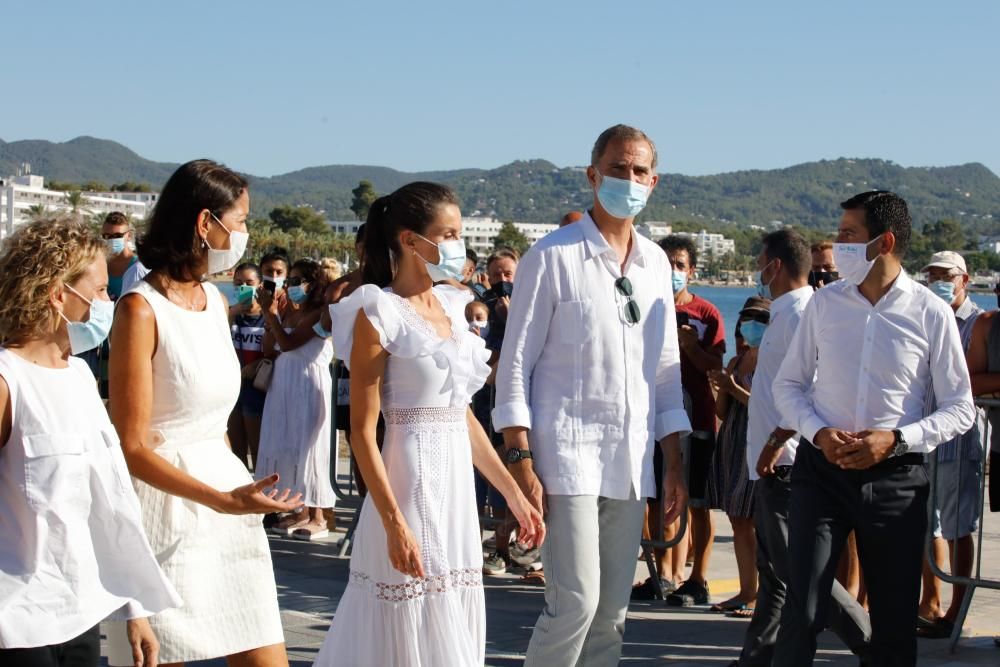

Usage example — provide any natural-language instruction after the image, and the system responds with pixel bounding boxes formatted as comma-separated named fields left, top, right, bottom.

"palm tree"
left=26, top=204, right=48, bottom=221
left=63, top=190, right=92, bottom=221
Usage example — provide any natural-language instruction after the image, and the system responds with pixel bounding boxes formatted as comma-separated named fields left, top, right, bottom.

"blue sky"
left=4, top=1, right=998, bottom=177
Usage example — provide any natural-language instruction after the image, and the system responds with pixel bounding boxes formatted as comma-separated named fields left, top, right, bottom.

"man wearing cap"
left=916, top=251, right=985, bottom=638
left=731, top=229, right=870, bottom=666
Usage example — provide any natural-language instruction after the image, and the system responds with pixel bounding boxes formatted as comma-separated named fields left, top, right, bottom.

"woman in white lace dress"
left=314, top=182, right=545, bottom=666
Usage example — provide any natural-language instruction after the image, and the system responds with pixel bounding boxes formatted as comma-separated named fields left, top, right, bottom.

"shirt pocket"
left=23, top=433, right=88, bottom=513
left=551, top=299, right=591, bottom=345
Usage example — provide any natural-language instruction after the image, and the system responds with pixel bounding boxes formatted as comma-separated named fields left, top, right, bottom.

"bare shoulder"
left=115, top=292, right=156, bottom=324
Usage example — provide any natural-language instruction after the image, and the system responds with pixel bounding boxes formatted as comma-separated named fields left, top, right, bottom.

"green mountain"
left=2, top=137, right=998, bottom=233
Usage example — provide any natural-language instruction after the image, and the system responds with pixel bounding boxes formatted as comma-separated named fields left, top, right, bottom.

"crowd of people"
left=0, top=124, right=997, bottom=667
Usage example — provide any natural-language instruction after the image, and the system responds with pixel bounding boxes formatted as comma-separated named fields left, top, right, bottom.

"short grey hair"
left=591, top=124, right=658, bottom=169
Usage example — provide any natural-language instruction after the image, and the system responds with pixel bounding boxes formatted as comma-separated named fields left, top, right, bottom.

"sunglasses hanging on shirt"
left=615, top=277, right=641, bottom=325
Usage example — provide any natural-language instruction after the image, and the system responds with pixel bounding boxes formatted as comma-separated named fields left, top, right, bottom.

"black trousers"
left=739, top=468, right=870, bottom=666
left=779, top=442, right=928, bottom=667
left=0, top=625, right=100, bottom=667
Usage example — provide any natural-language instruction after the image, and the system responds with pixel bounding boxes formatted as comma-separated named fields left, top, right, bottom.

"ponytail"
left=362, top=195, right=395, bottom=287
left=360, top=183, right=459, bottom=288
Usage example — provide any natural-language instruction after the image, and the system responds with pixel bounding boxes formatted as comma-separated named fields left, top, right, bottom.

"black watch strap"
left=505, top=448, right=533, bottom=464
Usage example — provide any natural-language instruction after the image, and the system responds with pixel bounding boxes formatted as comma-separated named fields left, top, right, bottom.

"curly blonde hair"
left=0, top=217, right=104, bottom=345
left=319, top=257, right=342, bottom=282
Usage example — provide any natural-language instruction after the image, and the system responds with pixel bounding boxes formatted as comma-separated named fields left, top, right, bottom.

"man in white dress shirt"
left=493, top=124, right=691, bottom=667
left=734, top=229, right=870, bottom=666
left=772, top=191, right=976, bottom=667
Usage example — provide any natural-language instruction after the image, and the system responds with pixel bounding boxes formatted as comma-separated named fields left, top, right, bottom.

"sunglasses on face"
left=286, top=277, right=307, bottom=287
left=102, top=232, right=127, bottom=240
left=615, top=277, right=641, bottom=325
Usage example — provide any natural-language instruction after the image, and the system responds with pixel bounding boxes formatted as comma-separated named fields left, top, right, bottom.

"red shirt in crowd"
left=676, top=293, right=726, bottom=434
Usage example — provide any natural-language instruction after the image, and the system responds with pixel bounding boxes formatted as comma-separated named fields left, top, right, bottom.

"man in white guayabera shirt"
left=771, top=191, right=976, bottom=667
left=493, top=124, right=691, bottom=667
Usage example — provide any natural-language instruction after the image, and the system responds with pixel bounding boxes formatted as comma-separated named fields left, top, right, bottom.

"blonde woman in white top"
left=0, top=218, right=180, bottom=667
left=107, top=160, right=302, bottom=667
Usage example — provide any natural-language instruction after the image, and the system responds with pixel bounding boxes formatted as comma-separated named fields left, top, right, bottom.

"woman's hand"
left=386, top=518, right=425, bottom=578
left=506, top=488, right=546, bottom=549
left=219, top=474, right=303, bottom=515
left=257, top=288, right=279, bottom=318
left=125, top=617, right=158, bottom=667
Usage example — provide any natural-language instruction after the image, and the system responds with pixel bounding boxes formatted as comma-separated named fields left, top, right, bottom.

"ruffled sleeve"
left=330, top=285, right=427, bottom=367
left=433, top=285, right=492, bottom=398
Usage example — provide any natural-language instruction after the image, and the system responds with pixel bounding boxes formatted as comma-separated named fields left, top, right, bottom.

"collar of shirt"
left=954, top=294, right=981, bottom=322
left=579, top=210, right=648, bottom=270
left=770, top=285, right=814, bottom=319
left=837, top=268, right=915, bottom=308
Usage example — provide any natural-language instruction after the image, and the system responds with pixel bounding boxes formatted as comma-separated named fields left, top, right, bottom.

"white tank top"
left=0, top=349, right=179, bottom=648
left=125, top=280, right=240, bottom=449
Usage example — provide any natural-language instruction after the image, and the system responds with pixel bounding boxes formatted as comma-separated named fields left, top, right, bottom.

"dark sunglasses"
left=615, top=277, right=641, bottom=325
left=101, top=232, right=127, bottom=240
left=286, top=276, right=307, bottom=287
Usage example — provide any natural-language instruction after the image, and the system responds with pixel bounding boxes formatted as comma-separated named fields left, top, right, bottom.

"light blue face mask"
left=754, top=260, right=775, bottom=299
left=61, top=285, right=114, bottom=354
left=595, top=172, right=650, bottom=219
left=741, top=320, right=768, bottom=348
left=415, top=234, right=467, bottom=282
left=313, top=321, right=331, bottom=338
left=671, top=270, right=687, bottom=295
left=929, top=280, right=957, bottom=304
left=288, top=285, right=308, bottom=304
left=105, top=237, right=127, bottom=255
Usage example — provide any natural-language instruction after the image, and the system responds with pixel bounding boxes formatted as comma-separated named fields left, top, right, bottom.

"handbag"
left=250, top=358, right=274, bottom=392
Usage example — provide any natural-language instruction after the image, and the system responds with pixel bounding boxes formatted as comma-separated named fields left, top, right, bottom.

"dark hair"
left=761, top=229, right=811, bottom=280
left=362, top=182, right=460, bottom=287
left=259, top=247, right=290, bottom=273
left=591, top=124, right=658, bottom=169
left=355, top=223, right=367, bottom=245
left=233, top=262, right=260, bottom=280
left=103, top=211, right=129, bottom=228
left=291, top=258, right=327, bottom=309
left=659, top=235, right=698, bottom=268
left=138, top=159, right=248, bottom=282
left=466, top=247, right=478, bottom=265
left=840, top=191, right=912, bottom=257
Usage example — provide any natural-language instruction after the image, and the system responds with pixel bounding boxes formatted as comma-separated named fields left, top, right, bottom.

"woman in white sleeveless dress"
left=107, top=160, right=303, bottom=667
left=314, top=182, right=545, bottom=666
left=0, top=219, right=179, bottom=667
left=256, top=258, right=337, bottom=539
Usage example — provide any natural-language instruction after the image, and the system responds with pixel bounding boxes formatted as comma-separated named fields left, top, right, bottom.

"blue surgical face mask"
left=105, top=237, right=127, bottom=255
left=740, top=320, right=767, bottom=348
left=754, top=260, right=775, bottom=299
left=288, top=285, right=308, bottom=304
left=929, top=280, right=957, bottom=304
left=415, top=234, right=467, bottom=282
left=312, top=321, right=331, bottom=338
left=595, top=172, right=650, bottom=219
left=263, top=275, right=285, bottom=291
left=60, top=285, right=114, bottom=354
left=671, top=270, right=687, bottom=294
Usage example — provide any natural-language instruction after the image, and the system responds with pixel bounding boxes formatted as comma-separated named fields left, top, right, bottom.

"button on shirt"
left=492, top=212, right=691, bottom=499
left=772, top=272, right=976, bottom=453
left=746, top=286, right=813, bottom=480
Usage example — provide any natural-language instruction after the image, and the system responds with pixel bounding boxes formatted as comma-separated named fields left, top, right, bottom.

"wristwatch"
left=505, top=448, right=534, bottom=465
left=765, top=434, right=785, bottom=450
left=891, top=429, right=909, bottom=457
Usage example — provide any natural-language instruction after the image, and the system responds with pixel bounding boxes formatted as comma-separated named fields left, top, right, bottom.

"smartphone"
left=676, top=311, right=690, bottom=328
left=262, top=279, right=276, bottom=294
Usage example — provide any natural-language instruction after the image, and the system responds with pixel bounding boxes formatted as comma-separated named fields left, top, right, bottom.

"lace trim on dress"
left=383, top=406, right=467, bottom=425
left=384, top=289, right=461, bottom=344
left=349, top=568, right=483, bottom=602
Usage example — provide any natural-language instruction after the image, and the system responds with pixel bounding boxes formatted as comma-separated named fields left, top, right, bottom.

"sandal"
left=291, top=523, right=330, bottom=541
left=917, top=617, right=954, bottom=639
left=727, top=604, right=755, bottom=619
left=270, top=515, right=308, bottom=536
left=710, top=597, right=748, bottom=613
left=522, top=570, right=546, bottom=586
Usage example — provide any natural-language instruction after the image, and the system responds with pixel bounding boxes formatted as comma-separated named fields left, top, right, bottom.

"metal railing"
left=925, top=397, right=1000, bottom=653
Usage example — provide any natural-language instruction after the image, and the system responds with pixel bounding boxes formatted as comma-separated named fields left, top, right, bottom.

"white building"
left=329, top=216, right=558, bottom=259
left=674, top=229, right=736, bottom=259
left=1, top=166, right=154, bottom=237
left=979, top=238, right=1000, bottom=254
left=636, top=221, right=673, bottom=242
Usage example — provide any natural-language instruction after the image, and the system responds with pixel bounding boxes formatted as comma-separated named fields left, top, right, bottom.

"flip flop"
left=710, top=599, right=747, bottom=613
left=915, top=615, right=938, bottom=631
left=917, top=618, right=954, bottom=639
left=292, top=527, right=330, bottom=541
left=727, top=605, right=755, bottom=619
left=522, top=570, right=546, bottom=586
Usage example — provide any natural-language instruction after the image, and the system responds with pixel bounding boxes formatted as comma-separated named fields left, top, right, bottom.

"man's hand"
left=509, top=462, right=545, bottom=516
left=756, top=440, right=783, bottom=477
left=834, top=429, right=896, bottom=470
left=496, top=296, right=511, bottom=322
left=814, top=427, right=859, bottom=465
left=126, top=617, right=158, bottom=667
left=677, top=324, right=699, bottom=353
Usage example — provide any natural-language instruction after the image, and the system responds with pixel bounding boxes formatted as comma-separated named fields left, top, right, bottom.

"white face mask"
left=205, top=212, right=249, bottom=275
left=832, top=235, right=883, bottom=285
